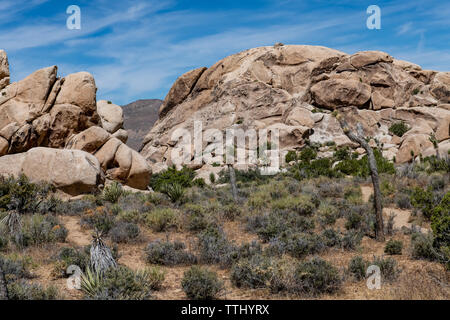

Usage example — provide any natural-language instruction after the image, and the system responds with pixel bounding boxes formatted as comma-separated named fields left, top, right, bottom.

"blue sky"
left=1, top=0, right=449, bottom=105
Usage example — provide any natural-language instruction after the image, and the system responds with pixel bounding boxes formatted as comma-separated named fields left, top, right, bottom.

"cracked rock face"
left=0, top=52, right=151, bottom=193
left=141, top=45, right=449, bottom=172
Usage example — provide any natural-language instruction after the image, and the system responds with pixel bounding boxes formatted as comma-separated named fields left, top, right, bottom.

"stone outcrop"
left=0, top=50, right=152, bottom=193
left=0, top=148, right=103, bottom=196
left=141, top=45, right=450, bottom=172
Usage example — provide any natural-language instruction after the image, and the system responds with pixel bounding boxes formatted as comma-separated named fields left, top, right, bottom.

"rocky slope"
left=122, top=99, right=162, bottom=151
left=141, top=45, right=450, bottom=175
left=0, top=50, right=151, bottom=194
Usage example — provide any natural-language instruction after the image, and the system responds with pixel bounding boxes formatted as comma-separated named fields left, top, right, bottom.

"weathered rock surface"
left=142, top=45, right=449, bottom=172
left=0, top=50, right=152, bottom=192
left=0, top=148, right=103, bottom=195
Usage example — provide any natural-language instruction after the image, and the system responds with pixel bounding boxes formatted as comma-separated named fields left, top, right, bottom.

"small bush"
left=19, top=214, right=67, bottom=247
left=389, top=122, right=410, bottom=137
left=395, top=193, right=412, bottom=209
left=145, top=208, right=180, bottom=232
left=181, top=266, right=224, bottom=300
left=410, top=187, right=435, bottom=219
left=411, top=233, right=440, bottom=261
left=184, top=204, right=215, bottom=232
left=431, top=192, right=450, bottom=248
left=145, top=240, right=197, bottom=266
left=384, top=239, right=403, bottom=255
left=149, top=166, right=196, bottom=192
left=52, top=246, right=90, bottom=278
left=299, top=147, right=317, bottom=162
left=290, top=257, right=341, bottom=295
left=348, top=256, right=369, bottom=281
left=162, top=183, right=185, bottom=203
left=102, top=182, right=123, bottom=203
left=285, top=150, right=298, bottom=163
left=231, top=254, right=274, bottom=289
left=109, top=222, right=140, bottom=243
left=7, top=281, right=58, bottom=300
left=371, top=256, right=400, bottom=281
left=197, top=226, right=234, bottom=266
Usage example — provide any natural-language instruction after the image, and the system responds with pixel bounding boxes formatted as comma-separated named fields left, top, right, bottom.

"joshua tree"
left=228, top=164, right=239, bottom=203
left=335, top=111, right=385, bottom=242
left=90, top=231, right=117, bottom=274
left=0, top=266, right=8, bottom=300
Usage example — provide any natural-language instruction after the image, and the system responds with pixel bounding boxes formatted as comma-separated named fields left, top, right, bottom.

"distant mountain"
left=122, top=99, right=162, bottom=151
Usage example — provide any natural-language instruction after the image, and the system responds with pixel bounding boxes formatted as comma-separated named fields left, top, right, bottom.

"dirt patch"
left=59, top=216, right=91, bottom=247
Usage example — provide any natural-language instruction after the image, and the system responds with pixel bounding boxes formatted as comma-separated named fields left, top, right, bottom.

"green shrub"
left=80, top=207, right=115, bottom=233
left=7, top=281, right=58, bottom=300
left=370, top=256, right=400, bottom=281
left=209, top=173, right=216, bottom=184
left=82, top=266, right=154, bottom=300
left=348, top=256, right=369, bottom=281
left=109, top=222, right=140, bottom=243
left=161, top=183, right=186, bottom=203
left=193, top=178, right=206, bottom=188
left=334, top=148, right=350, bottom=161
left=197, top=226, right=234, bottom=266
left=145, top=240, right=197, bottom=266
left=299, top=147, right=317, bottom=162
left=149, top=166, right=196, bottom=192
left=411, top=233, right=441, bottom=261
left=181, top=266, right=224, bottom=300
left=290, top=257, right=341, bottom=295
left=335, top=149, right=395, bottom=177
left=102, top=182, right=123, bottom=203
left=384, top=239, right=403, bottom=255
left=19, top=214, right=67, bottom=247
left=285, top=150, right=298, bottom=163
left=431, top=192, right=450, bottom=248
left=317, top=203, right=338, bottom=227
left=410, top=187, right=435, bottom=219
left=271, top=195, right=316, bottom=216
left=389, top=122, right=410, bottom=137
left=52, top=246, right=90, bottom=278
left=231, top=254, right=274, bottom=289
left=145, top=208, right=180, bottom=232
left=184, top=204, right=215, bottom=232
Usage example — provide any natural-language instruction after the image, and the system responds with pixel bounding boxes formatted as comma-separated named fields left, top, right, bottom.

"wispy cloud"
left=1, top=0, right=448, bottom=104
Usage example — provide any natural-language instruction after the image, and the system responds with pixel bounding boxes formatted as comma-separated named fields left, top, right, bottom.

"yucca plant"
left=102, top=182, right=123, bottom=203
left=80, top=267, right=102, bottom=298
left=162, top=183, right=185, bottom=203
left=90, top=231, right=117, bottom=274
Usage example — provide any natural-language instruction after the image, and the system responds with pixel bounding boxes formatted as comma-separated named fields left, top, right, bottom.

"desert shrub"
left=384, top=239, right=403, bottom=255
left=184, top=204, right=215, bottom=232
left=0, top=254, right=33, bottom=280
left=145, top=266, right=166, bottom=290
left=371, top=256, right=400, bottom=281
left=109, top=222, right=140, bottom=243
left=193, top=178, right=206, bottom=188
left=348, top=256, right=369, bottom=281
left=299, top=147, right=317, bottom=162
left=161, top=183, right=186, bottom=203
left=231, top=254, right=274, bottom=289
left=145, top=208, right=180, bottom=232
left=341, top=230, right=363, bottom=250
left=290, top=257, right=341, bottom=295
left=335, top=149, right=395, bottom=177
left=7, top=281, right=58, bottom=300
left=80, top=207, right=116, bottom=233
left=344, top=204, right=375, bottom=236
left=145, top=240, right=197, bottom=266
left=421, top=156, right=450, bottom=173
left=218, top=168, right=269, bottom=184
left=271, top=195, right=316, bottom=216
left=118, top=193, right=154, bottom=214
left=150, top=166, right=196, bottom=192
left=431, top=192, right=450, bottom=248
left=0, top=175, right=53, bottom=213
left=0, top=234, right=8, bottom=251
left=410, top=187, right=435, bottom=219
left=268, top=231, right=326, bottom=258
left=395, top=192, right=412, bottom=209
left=52, top=246, right=90, bottom=278
left=19, top=214, right=67, bottom=246
left=292, top=158, right=339, bottom=180
left=82, top=266, right=155, bottom=300
left=343, top=185, right=363, bottom=204
left=197, top=226, right=234, bottom=265
left=102, top=182, right=123, bottom=203
left=181, top=266, right=224, bottom=300
left=317, top=203, right=338, bottom=227
left=246, top=211, right=315, bottom=242
left=321, top=229, right=342, bottom=247
left=389, top=122, right=410, bottom=137
left=410, top=233, right=442, bottom=261
left=221, top=203, right=242, bottom=221
left=334, top=147, right=350, bottom=161
left=56, top=198, right=97, bottom=216
left=285, top=150, right=298, bottom=163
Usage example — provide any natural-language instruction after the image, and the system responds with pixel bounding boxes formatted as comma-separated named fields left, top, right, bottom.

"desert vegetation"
left=0, top=146, right=448, bottom=300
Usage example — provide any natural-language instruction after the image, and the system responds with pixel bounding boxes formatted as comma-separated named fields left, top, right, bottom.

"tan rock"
left=349, top=51, right=393, bottom=68
left=108, top=143, right=132, bottom=181
left=127, top=150, right=152, bottom=190
left=396, top=134, right=434, bottom=163
left=285, top=107, right=314, bottom=128
left=94, top=137, right=123, bottom=170
left=160, top=67, right=207, bottom=118
left=0, top=50, right=10, bottom=90
left=430, top=72, right=450, bottom=103
left=97, top=100, right=124, bottom=133
left=0, top=136, right=8, bottom=156
left=0, top=122, right=19, bottom=140
left=112, top=129, right=128, bottom=144
left=66, top=126, right=111, bottom=153
left=372, top=91, right=395, bottom=110
left=310, top=79, right=371, bottom=110
left=48, top=104, right=82, bottom=148
left=0, top=147, right=103, bottom=195
left=55, top=72, right=97, bottom=115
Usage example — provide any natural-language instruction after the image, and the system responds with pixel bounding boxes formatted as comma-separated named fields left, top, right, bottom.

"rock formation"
left=141, top=45, right=450, bottom=175
left=0, top=51, right=151, bottom=194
